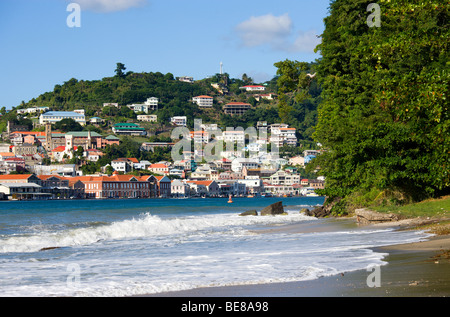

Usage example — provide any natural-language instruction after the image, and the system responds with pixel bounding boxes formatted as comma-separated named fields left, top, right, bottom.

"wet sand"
left=139, top=218, right=450, bottom=297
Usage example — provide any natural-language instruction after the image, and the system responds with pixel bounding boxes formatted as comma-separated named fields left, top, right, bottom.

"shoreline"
left=138, top=217, right=450, bottom=297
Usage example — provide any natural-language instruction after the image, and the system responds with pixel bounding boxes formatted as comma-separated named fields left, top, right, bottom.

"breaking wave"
left=0, top=211, right=315, bottom=253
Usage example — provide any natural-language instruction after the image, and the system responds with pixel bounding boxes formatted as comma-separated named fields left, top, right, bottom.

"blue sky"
left=0, top=0, right=330, bottom=110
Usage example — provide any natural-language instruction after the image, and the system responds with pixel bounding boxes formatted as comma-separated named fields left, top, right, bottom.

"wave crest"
left=0, top=211, right=313, bottom=253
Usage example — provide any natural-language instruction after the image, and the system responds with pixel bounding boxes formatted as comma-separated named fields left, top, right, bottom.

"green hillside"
left=1, top=62, right=322, bottom=141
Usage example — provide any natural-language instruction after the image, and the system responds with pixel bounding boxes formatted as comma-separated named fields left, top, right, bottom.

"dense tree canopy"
left=309, top=0, right=449, bottom=212
left=274, top=61, right=321, bottom=140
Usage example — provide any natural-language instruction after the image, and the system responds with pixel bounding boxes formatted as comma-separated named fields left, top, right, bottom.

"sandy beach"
left=141, top=217, right=450, bottom=297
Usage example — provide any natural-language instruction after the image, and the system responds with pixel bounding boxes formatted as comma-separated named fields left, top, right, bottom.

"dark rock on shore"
left=240, top=210, right=258, bottom=216
left=260, top=201, right=284, bottom=216
left=304, top=197, right=341, bottom=218
left=304, top=206, right=331, bottom=218
left=300, top=208, right=309, bottom=214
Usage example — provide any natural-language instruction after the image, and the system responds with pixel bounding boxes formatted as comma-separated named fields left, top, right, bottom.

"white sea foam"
left=0, top=211, right=315, bottom=254
left=0, top=205, right=432, bottom=297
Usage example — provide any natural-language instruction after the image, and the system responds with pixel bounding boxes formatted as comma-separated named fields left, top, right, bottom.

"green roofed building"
left=112, top=123, right=147, bottom=136
left=65, top=131, right=102, bottom=138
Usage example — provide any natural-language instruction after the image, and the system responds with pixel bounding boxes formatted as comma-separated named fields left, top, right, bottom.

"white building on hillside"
left=239, top=85, right=266, bottom=92
left=231, top=158, right=260, bottom=173
left=39, top=111, right=86, bottom=126
left=127, top=97, right=159, bottom=114
left=137, top=115, right=157, bottom=122
left=270, top=127, right=297, bottom=147
left=170, top=116, right=187, bottom=127
left=193, top=95, right=213, bottom=108
left=217, top=130, right=245, bottom=144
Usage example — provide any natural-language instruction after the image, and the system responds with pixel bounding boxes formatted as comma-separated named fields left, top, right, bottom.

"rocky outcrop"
left=260, top=201, right=284, bottom=216
left=299, top=208, right=309, bottom=214
left=303, top=197, right=341, bottom=218
left=355, top=208, right=400, bottom=225
left=239, top=210, right=258, bottom=216
left=304, top=206, right=331, bottom=218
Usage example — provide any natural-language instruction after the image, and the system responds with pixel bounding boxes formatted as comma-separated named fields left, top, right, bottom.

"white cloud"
left=73, top=0, right=148, bottom=13
left=288, top=30, right=321, bottom=53
left=235, top=13, right=321, bottom=53
left=235, top=13, right=292, bottom=48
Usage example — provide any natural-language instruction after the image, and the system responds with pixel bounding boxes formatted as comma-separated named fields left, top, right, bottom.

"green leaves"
left=274, top=61, right=320, bottom=138
left=309, top=0, right=449, bottom=210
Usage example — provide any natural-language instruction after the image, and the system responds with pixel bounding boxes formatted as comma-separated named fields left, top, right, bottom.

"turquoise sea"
left=0, top=197, right=431, bottom=296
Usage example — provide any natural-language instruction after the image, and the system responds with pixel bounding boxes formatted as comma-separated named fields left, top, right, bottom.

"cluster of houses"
left=0, top=141, right=323, bottom=200
left=0, top=168, right=323, bottom=201
left=0, top=83, right=327, bottom=200
left=1, top=111, right=324, bottom=200
left=2, top=122, right=121, bottom=166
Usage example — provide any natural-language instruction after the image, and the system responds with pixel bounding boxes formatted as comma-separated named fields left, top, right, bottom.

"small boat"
left=227, top=195, right=233, bottom=203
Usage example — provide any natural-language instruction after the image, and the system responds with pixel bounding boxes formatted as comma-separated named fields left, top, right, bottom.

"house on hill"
left=239, top=85, right=266, bottom=92
left=223, top=102, right=251, bottom=116
left=192, top=95, right=213, bottom=108
left=148, top=163, right=169, bottom=175
left=39, top=111, right=86, bottom=126
left=112, top=123, right=146, bottom=136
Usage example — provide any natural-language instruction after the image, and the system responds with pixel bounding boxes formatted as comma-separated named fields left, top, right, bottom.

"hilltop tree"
left=115, top=63, right=126, bottom=78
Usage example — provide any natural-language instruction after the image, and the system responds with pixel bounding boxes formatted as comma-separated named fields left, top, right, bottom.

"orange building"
left=71, top=173, right=158, bottom=199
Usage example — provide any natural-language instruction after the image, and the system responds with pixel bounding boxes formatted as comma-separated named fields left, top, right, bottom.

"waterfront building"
left=268, top=170, right=301, bottom=186
left=71, top=174, right=157, bottom=199
left=37, top=175, right=71, bottom=199
left=171, top=179, right=190, bottom=198
left=236, top=177, right=264, bottom=195
left=0, top=183, right=45, bottom=200
left=0, top=173, right=42, bottom=185
left=186, top=180, right=219, bottom=197
left=153, top=175, right=171, bottom=198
